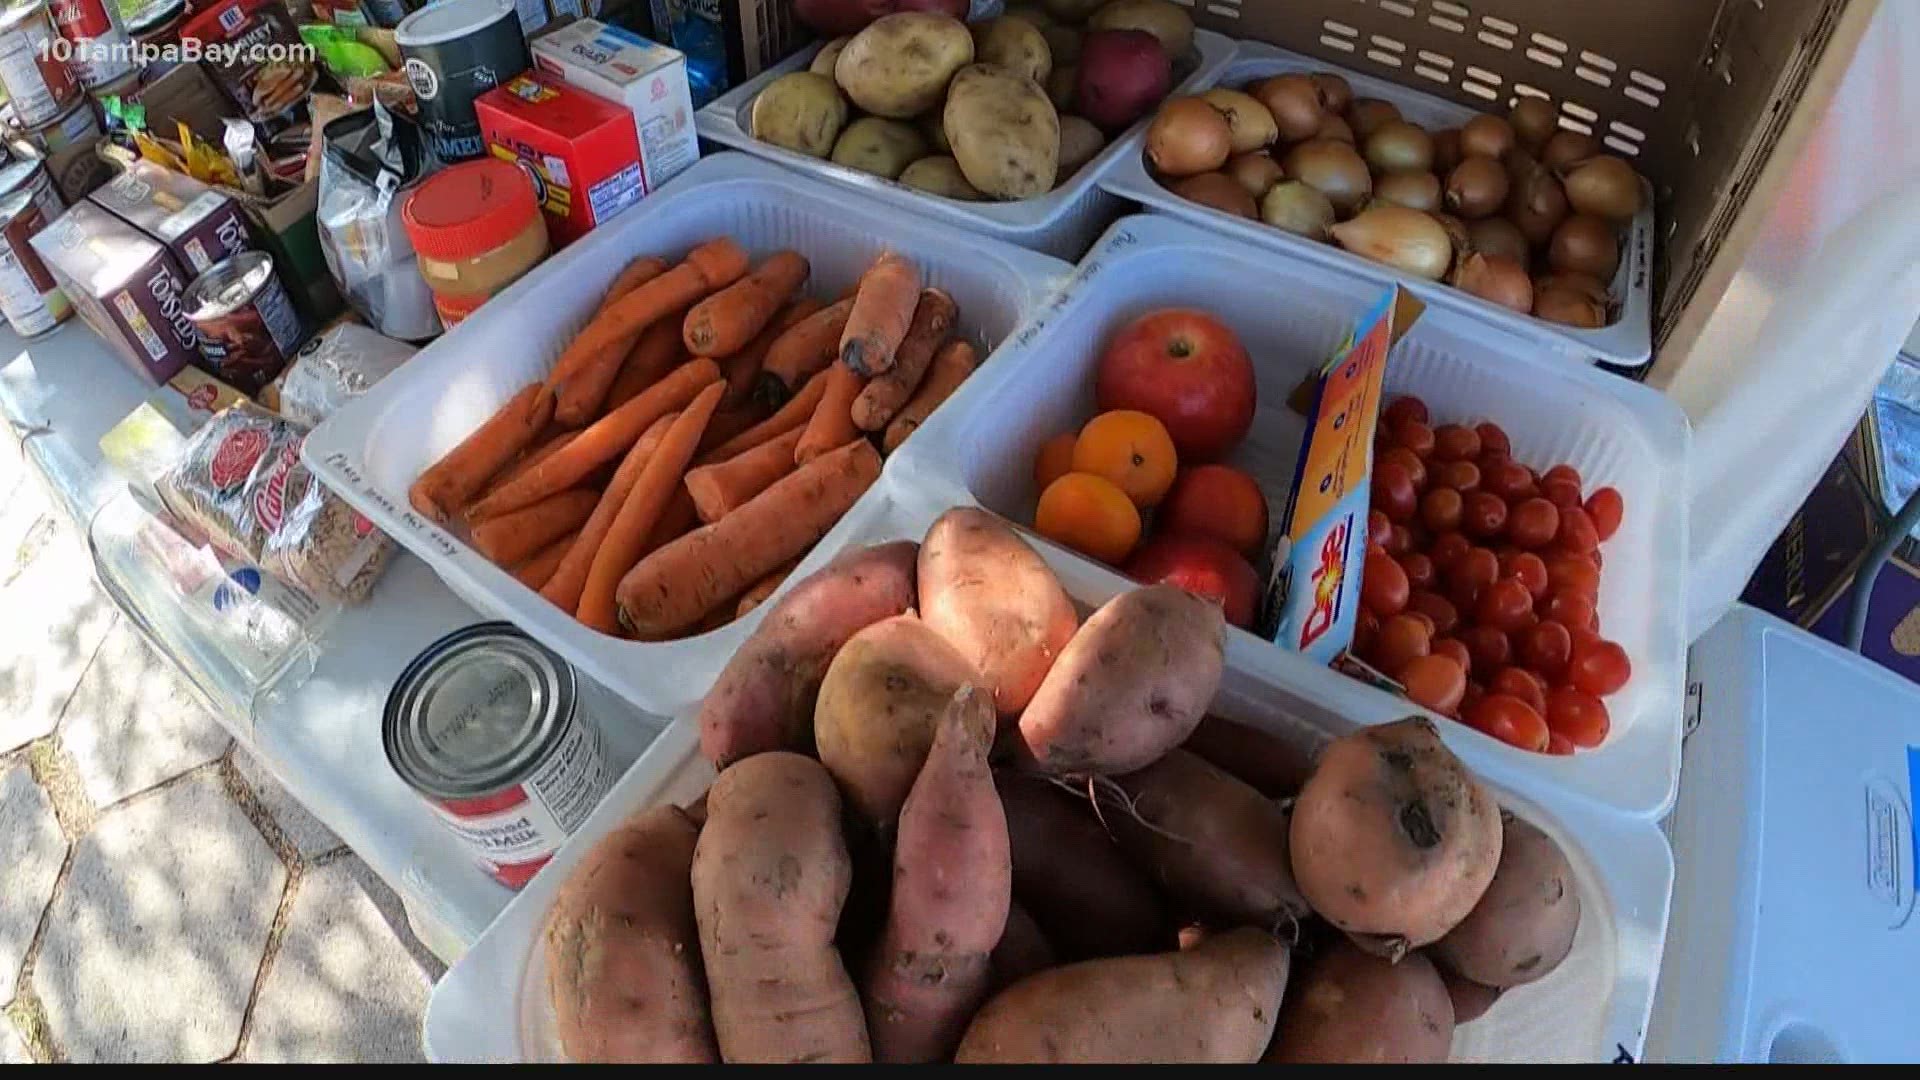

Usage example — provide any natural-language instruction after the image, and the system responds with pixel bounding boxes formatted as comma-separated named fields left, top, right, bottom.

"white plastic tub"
left=302, top=152, right=1071, bottom=720
left=422, top=483, right=1673, bottom=1063
left=1098, top=40, right=1656, bottom=367
left=890, top=214, right=1689, bottom=820
left=694, top=30, right=1237, bottom=260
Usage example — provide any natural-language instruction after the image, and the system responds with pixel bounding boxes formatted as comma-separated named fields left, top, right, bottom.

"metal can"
left=0, top=154, right=62, bottom=217
left=0, top=0, right=83, bottom=128
left=26, top=96, right=99, bottom=155
left=182, top=250, right=303, bottom=395
left=396, top=0, right=529, bottom=162
left=124, top=0, right=182, bottom=76
left=88, top=66, right=137, bottom=102
left=48, top=0, right=132, bottom=89
left=384, top=622, right=617, bottom=889
left=0, top=186, right=70, bottom=336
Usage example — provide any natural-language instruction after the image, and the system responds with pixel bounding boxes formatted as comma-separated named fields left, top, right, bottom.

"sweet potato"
left=1264, top=939, right=1453, bottom=1063
left=1016, top=584, right=1225, bottom=775
left=1289, top=717, right=1503, bottom=959
left=1430, top=814, right=1580, bottom=988
left=917, top=507, right=1077, bottom=715
left=1440, top=967, right=1503, bottom=1024
left=692, top=752, right=870, bottom=1063
left=814, top=614, right=978, bottom=826
left=543, top=805, right=716, bottom=1063
left=1182, top=715, right=1320, bottom=797
left=997, top=770, right=1168, bottom=960
left=698, top=541, right=919, bottom=768
left=955, top=928, right=1291, bottom=1063
left=1109, top=749, right=1309, bottom=928
left=864, top=686, right=1008, bottom=1063
left=989, top=901, right=1055, bottom=990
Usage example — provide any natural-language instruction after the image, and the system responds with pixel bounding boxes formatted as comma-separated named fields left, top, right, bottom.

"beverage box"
left=29, top=199, right=200, bottom=384
left=529, top=18, right=697, bottom=197
left=88, top=159, right=251, bottom=278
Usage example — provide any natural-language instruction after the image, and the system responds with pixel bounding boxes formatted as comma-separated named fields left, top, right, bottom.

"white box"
left=531, top=18, right=699, bottom=195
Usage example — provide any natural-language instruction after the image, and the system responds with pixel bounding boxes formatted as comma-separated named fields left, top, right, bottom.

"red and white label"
left=49, top=0, right=111, bottom=37
left=0, top=15, right=80, bottom=125
left=251, top=443, right=298, bottom=533
left=209, top=425, right=269, bottom=491
left=426, top=717, right=613, bottom=890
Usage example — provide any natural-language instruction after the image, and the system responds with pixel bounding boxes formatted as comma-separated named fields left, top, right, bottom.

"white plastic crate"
left=890, top=214, right=1689, bottom=820
left=1098, top=40, right=1655, bottom=368
left=422, top=482, right=1673, bottom=1063
left=302, top=153, right=1071, bottom=720
left=694, top=30, right=1237, bottom=260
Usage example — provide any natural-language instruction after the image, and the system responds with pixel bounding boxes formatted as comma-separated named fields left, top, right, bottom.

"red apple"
left=1095, top=308, right=1256, bottom=461
left=1123, top=533, right=1261, bottom=629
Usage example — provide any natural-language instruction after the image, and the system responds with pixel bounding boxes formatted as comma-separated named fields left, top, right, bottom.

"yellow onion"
left=1466, top=216, right=1529, bottom=263
left=1172, top=172, right=1259, bottom=220
left=1251, top=74, right=1327, bottom=142
left=1373, top=170, right=1442, bottom=213
left=1431, top=127, right=1463, bottom=174
left=1548, top=213, right=1620, bottom=279
left=1147, top=97, right=1233, bottom=177
left=1201, top=88, right=1279, bottom=154
left=1224, top=151, right=1285, bottom=198
left=1348, top=98, right=1402, bottom=140
left=1452, top=252, right=1534, bottom=313
left=1316, top=113, right=1356, bottom=144
left=1312, top=72, right=1353, bottom=115
left=1330, top=206, right=1453, bottom=280
left=1505, top=164, right=1569, bottom=246
left=1541, top=130, right=1600, bottom=170
left=1559, top=154, right=1644, bottom=221
left=1364, top=119, right=1434, bottom=173
left=1261, top=181, right=1337, bottom=240
left=1459, top=114, right=1516, bottom=161
left=1534, top=287, right=1606, bottom=328
left=1534, top=268, right=1609, bottom=304
left=1433, top=211, right=1471, bottom=257
left=1444, top=156, right=1509, bottom=220
left=1508, top=96, right=1557, bottom=151
left=1284, top=138, right=1372, bottom=215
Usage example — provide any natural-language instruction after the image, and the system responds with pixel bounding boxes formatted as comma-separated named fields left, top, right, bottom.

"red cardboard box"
left=475, top=74, right=646, bottom=248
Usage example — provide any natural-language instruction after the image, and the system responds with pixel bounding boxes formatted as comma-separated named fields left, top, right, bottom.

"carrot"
left=839, top=252, right=921, bottom=377
left=684, top=425, right=805, bottom=523
left=409, top=383, right=555, bottom=523
left=701, top=369, right=829, bottom=464
left=883, top=340, right=977, bottom=454
left=735, top=557, right=801, bottom=617
left=615, top=439, right=883, bottom=639
left=511, top=529, right=578, bottom=590
left=578, top=381, right=726, bottom=633
left=548, top=238, right=749, bottom=389
left=470, top=429, right=581, bottom=508
left=721, top=297, right=822, bottom=407
left=603, top=312, right=691, bottom=411
left=794, top=362, right=867, bottom=465
left=468, top=359, right=721, bottom=521
left=852, top=289, right=958, bottom=432
left=549, top=259, right=676, bottom=425
left=756, top=298, right=854, bottom=406
left=683, top=251, right=810, bottom=358
left=606, top=256, right=670, bottom=304
left=648, top=485, right=698, bottom=550
left=539, top=410, right=682, bottom=613
left=470, top=488, right=601, bottom=566
left=697, top=405, right=765, bottom=457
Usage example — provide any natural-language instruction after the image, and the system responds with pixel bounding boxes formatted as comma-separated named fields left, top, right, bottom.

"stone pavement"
left=1, top=429, right=440, bottom=1062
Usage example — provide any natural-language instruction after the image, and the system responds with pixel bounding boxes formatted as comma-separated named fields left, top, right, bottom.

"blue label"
left=1909, top=745, right=1919, bottom=893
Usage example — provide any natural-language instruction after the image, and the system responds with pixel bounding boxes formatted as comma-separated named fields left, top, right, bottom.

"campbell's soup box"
left=530, top=19, right=698, bottom=196
left=88, top=160, right=252, bottom=278
left=29, top=201, right=199, bottom=384
left=475, top=73, right=645, bottom=247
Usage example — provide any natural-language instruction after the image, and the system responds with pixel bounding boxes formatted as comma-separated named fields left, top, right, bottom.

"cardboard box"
left=476, top=73, right=645, bottom=246
left=530, top=18, right=698, bottom=196
left=127, top=62, right=233, bottom=146
left=89, top=160, right=251, bottom=278
left=29, top=201, right=200, bottom=385
left=648, top=0, right=803, bottom=90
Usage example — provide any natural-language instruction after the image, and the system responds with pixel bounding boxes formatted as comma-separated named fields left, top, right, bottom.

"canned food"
left=89, top=67, right=138, bottom=102
left=384, top=622, right=618, bottom=889
left=0, top=154, right=62, bottom=216
left=125, top=0, right=182, bottom=76
left=48, top=0, right=133, bottom=89
left=0, top=0, right=83, bottom=128
left=182, top=250, right=302, bottom=393
left=27, top=97, right=99, bottom=155
left=0, top=186, right=70, bottom=336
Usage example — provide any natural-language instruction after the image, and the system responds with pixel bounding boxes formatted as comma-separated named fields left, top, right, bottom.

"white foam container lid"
left=302, top=152, right=1072, bottom=720
left=1098, top=40, right=1656, bottom=368
left=890, top=213, right=1690, bottom=820
left=423, top=478, right=1674, bottom=1063
left=694, top=29, right=1237, bottom=260
left=1647, top=605, right=1920, bottom=1063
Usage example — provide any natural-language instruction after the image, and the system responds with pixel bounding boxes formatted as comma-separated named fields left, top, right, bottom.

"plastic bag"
left=272, top=322, right=416, bottom=426
left=317, top=102, right=442, bottom=341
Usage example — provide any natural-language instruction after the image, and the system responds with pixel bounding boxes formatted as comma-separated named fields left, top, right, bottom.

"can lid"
left=183, top=250, right=274, bottom=320
left=0, top=186, right=36, bottom=225
left=125, top=0, right=185, bottom=35
left=0, top=157, right=46, bottom=201
left=401, top=157, right=542, bottom=262
left=395, top=0, right=516, bottom=47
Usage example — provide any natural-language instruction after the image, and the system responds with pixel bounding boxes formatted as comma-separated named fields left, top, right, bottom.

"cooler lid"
left=1648, top=604, right=1920, bottom=1063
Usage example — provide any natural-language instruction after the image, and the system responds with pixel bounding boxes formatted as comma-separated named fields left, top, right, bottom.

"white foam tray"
left=695, top=29, right=1237, bottom=260
left=1098, top=40, right=1656, bottom=367
left=302, top=152, right=1072, bottom=720
left=423, top=479, right=1673, bottom=1063
left=890, top=214, right=1690, bottom=820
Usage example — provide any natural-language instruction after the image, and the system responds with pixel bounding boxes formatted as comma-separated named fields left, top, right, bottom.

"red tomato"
left=1433, top=424, right=1481, bottom=462
left=1394, top=418, right=1436, bottom=457
left=1465, top=693, right=1550, bottom=752
left=1556, top=506, right=1600, bottom=554
left=1586, top=486, right=1624, bottom=541
left=1568, top=623, right=1603, bottom=657
left=1506, top=498, right=1560, bottom=549
left=1461, top=491, right=1508, bottom=539
left=1489, top=666, right=1548, bottom=712
left=1401, top=552, right=1436, bottom=591
left=1541, top=477, right=1584, bottom=511
left=1569, top=638, right=1632, bottom=696
left=1546, top=553, right=1601, bottom=601
left=1405, top=611, right=1437, bottom=636
left=1400, top=653, right=1467, bottom=714
left=1354, top=608, right=1380, bottom=655
left=1519, top=619, right=1573, bottom=678
left=1452, top=547, right=1501, bottom=593
left=1475, top=421, right=1511, bottom=457
left=1543, top=463, right=1582, bottom=490
left=1407, top=590, right=1460, bottom=636
left=1459, top=625, right=1512, bottom=672
left=1546, top=686, right=1611, bottom=748
left=1541, top=589, right=1597, bottom=630
left=1372, top=460, right=1418, bottom=522
left=1500, top=551, right=1549, bottom=598
left=1379, top=446, right=1428, bottom=491
left=1362, top=550, right=1410, bottom=616
left=1429, top=531, right=1472, bottom=572
left=1460, top=680, right=1486, bottom=716
left=1421, top=487, right=1464, bottom=532
left=1386, top=524, right=1415, bottom=557
left=1545, top=731, right=1577, bottom=756
left=1367, top=509, right=1391, bottom=550
left=1434, top=459, right=1481, bottom=493
left=1476, top=578, right=1535, bottom=632
left=1371, top=614, right=1432, bottom=673
left=1484, top=460, right=1535, bottom=501
left=1431, top=636, right=1472, bottom=675
left=1384, top=396, right=1429, bottom=430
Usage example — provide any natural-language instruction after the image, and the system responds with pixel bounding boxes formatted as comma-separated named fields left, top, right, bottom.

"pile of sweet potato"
left=538, top=508, right=1583, bottom=1063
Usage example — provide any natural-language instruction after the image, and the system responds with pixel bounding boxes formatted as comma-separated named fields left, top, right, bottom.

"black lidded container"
left=395, top=0, right=530, bottom=164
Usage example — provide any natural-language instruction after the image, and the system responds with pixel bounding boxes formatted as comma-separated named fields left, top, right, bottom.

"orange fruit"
left=1071, top=410, right=1179, bottom=508
left=1159, top=464, right=1271, bottom=558
left=1033, top=432, right=1079, bottom=494
left=1034, top=473, right=1142, bottom=565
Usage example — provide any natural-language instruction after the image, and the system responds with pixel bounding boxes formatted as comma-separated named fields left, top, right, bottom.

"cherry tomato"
left=1367, top=509, right=1392, bottom=550
left=1429, top=531, right=1472, bottom=572
left=1545, top=553, right=1601, bottom=601
left=1568, top=623, right=1603, bottom=657
left=1401, top=552, right=1436, bottom=591
left=1434, top=459, right=1481, bottom=493
left=1452, top=547, right=1501, bottom=593
left=1407, top=590, right=1460, bottom=636
left=1371, top=614, right=1432, bottom=674
left=1362, top=550, right=1410, bottom=616
left=1546, top=686, right=1611, bottom=748
left=1475, top=421, right=1511, bottom=458
left=1378, top=446, right=1428, bottom=491
left=1540, top=589, right=1597, bottom=630
left=1433, top=424, right=1482, bottom=462
left=1459, top=680, right=1486, bottom=717
left=1386, top=524, right=1415, bottom=557
left=1459, top=625, right=1512, bottom=672
left=1384, top=396, right=1429, bottom=430
left=1489, top=666, right=1548, bottom=713
left=1460, top=491, right=1508, bottom=539
left=1586, top=486, right=1624, bottom=541
left=1556, top=506, right=1600, bottom=554
left=1543, top=463, right=1582, bottom=490
left=1371, top=460, right=1418, bottom=522
left=1545, top=731, right=1577, bottom=756
left=1431, top=636, right=1472, bottom=675
left=1507, top=498, right=1561, bottom=549
left=1405, top=611, right=1437, bottom=636
left=1394, top=418, right=1436, bottom=457
left=1354, top=608, right=1380, bottom=656
left=1519, top=619, right=1573, bottom=678
left=1569, top=638, right=1632, bottom=696
left=1399, top=653, right=1467, bottom=714
left=1500, top=551, right=1549, bottom=599
left=1476, top=577, right=1535, bottom=633
left=1541, top=477, right=1584, bottom=511
left=1465, top=693, right=1550, bottom=752
left=1421, top=487, right=1464, bottom=532
left=1484, top=460, right=1535, bottom=501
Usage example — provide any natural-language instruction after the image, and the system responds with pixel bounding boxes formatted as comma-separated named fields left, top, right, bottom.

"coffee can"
left=182, top=250, right=303, bottom=394
left=27, top=96, right=100, bottom=155
left=384, top=622, right=617, bottom=889
left=0, top=0, right=83, bottom=128
left=0, top=186, right=70, bottom=337
left=47, top=0, right=133, bottom=90
left=396, top=0, right=529, bottom=163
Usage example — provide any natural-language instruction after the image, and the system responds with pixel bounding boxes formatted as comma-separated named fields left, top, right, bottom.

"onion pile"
left=1143, top=75, right=1651, bottom=330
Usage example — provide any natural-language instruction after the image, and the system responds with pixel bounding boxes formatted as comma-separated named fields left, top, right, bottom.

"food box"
left=178, top=0, right=317, bottom=123
left=29, top=199, right=200, bottom=384
left=889, top=213, right=1689, bottom=820
left=476, top=72, right=647, bottom=247
left=302, top=151, right=1069, bottom=719
left=88, top=159, right=252, bottom=278
left=421, top=481, right=1673, bottom=1063
left=529, top=18, right=699, bottom=197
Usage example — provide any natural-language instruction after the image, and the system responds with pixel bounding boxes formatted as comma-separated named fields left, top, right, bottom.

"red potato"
left=1430, top=814, right=1581, bottom=987
left=1016, top=584, right=1226, bottom=775
left=989, top=901, right=1056, bottom=990
left=864, top=686, right=1009, bottom=1063
left=998, top=770, right=1169, bottom=960
left=697, top=541, right=919, bottom=768
left=955, top=928, right=1291, bottom=1063
left=1265, top=938, right=1453, bottom=1063
left=692, top=752, right=870, bottom=1062
left=543, top=805, right=717, bottom=1063
left=917, top=507, right=1078, bottom=715
left=1181, top=715, right=1321, bottom=797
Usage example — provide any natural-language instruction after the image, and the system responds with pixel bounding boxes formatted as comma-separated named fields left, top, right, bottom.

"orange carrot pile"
left=839, top=251, right=920, bottom=376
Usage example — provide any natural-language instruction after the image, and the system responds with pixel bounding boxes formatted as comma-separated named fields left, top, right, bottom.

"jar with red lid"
left=401, top=158, right=548, bottom=328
